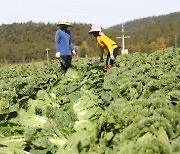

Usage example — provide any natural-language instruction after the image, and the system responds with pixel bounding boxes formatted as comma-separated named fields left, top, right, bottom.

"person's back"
left=55, top=29, right=73, bottom=55
left=96, top=34, right=118, bottom=55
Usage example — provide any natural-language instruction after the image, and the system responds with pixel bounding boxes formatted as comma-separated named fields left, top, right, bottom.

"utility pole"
left=116, top=23, right=130, bottom=54
left=46, top=48, right=50, bottom=61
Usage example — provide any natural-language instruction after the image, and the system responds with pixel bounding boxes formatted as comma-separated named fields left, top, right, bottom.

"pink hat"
left=89, top=24, right=102, bottom=33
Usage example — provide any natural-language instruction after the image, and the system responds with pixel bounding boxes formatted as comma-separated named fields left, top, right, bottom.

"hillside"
left=108, top=12, right=180, bottom=53
left=110, top=12, right=180, bottom=31
left=0, top=12, right=179, bottom=63
left=0, top=22, right=98, bottom=63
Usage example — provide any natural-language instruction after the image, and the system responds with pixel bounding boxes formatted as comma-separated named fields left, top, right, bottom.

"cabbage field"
left=0, top=48, right=180, bottom=154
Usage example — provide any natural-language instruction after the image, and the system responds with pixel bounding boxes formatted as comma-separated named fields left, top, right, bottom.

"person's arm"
left=70, top=42, right=74, bottom=52
left=97, top=36, right=104, bottom=59
left=99, top=46, right=104, bottom=59
left=70, top=35, right=77, bottom=56
left=69, top=37, right=74, bottom=52
left=68, top=31, right=76, bottom=55
left=55, top=30, right=61, bottom=58
left=55, top=30, right=61, bottom=53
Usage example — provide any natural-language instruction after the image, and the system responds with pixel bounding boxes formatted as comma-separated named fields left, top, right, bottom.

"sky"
left=0, top=0, right=180, bottom=28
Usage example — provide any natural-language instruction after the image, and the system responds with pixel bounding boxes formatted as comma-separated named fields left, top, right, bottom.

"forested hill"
left=108, top=12, right=180, bottom=53
left=109, top=12, right=180, bottom=31
left=0, top=22, right=97, bottom=63
left=0, top=12, right=179, bottom=63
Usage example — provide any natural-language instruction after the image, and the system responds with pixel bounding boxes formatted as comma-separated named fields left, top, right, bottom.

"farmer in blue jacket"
left=55, top=18, right=76, bottom=75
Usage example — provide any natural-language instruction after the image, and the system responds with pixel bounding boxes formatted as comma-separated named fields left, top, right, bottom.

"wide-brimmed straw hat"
left=89, top=24, right=102, bottom=33
left=57, top=18, right=71, bottom=26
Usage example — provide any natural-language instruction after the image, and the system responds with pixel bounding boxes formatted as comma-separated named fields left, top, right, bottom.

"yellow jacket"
left=96, top=34, right=118, bottom=57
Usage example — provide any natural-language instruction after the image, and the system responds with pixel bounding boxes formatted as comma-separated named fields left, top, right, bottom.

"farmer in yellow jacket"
left=89, top=24, right=120, bottom=69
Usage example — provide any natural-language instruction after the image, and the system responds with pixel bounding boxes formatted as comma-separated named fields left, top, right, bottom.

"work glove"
left=110, top=54, right=115, bottom=60
left=72, top=50, right=77, bottom=57
left=56, top=52, right=61, bottom=58
left=100, top=58, right=104, bottom=62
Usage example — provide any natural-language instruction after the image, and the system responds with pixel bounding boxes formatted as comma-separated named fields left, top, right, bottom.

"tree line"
left=0, top=12, right=179, bottom=63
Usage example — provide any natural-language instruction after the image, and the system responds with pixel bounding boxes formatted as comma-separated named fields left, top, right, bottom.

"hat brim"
left=88, top=30, right=99, bottom=34
left=57, top=23, right=72, bottom=27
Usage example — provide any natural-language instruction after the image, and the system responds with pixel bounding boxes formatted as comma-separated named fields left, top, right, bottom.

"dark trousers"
left=60, top=55, right=72, bottom=75
left=106, top=47, right=120, bottom=66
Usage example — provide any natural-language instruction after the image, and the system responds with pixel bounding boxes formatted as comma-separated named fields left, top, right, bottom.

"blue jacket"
left=55, top=29, right=74, bottom=55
